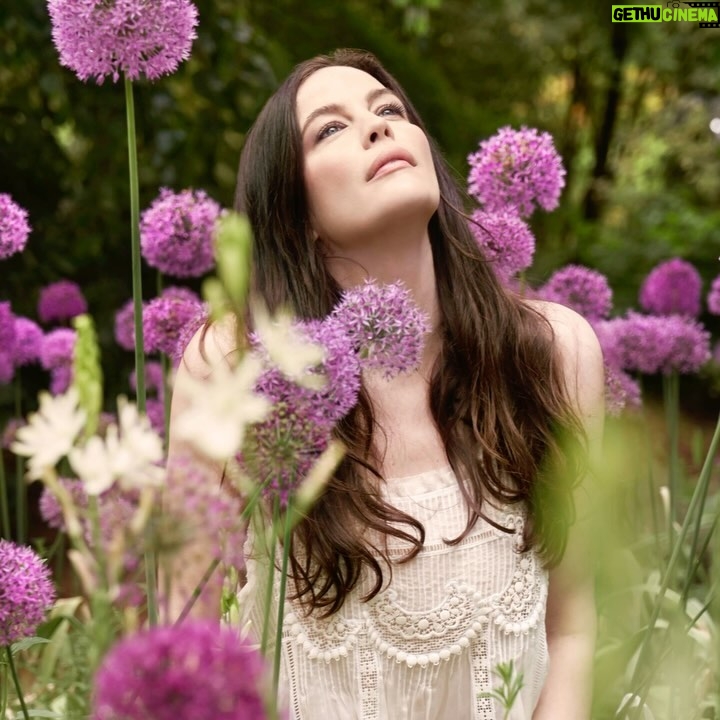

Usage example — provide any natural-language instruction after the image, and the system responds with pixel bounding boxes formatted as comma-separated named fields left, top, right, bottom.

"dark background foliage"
left=1, top=0, right=720, bottom=409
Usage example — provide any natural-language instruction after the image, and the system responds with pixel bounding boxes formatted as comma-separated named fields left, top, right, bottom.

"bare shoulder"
left=525, top=299, right=605, bottom=419
left=178, top=313, right=240, bottom=380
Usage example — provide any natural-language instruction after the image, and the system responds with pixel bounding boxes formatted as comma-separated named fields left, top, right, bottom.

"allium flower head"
left=330, top=280, right=430, bottom=377
left=140, top=188, right=220, bottom=277
left=114, top=299, right=137, bottom=351
left=0, top=301, right=16, bottom=353
left=599, top=312, right=710, bottom=376
left=38, top=280, right=87, bottom=325
left=130, top=361, right=165, bottom=397
left=604, top=365, right=642, bottom=417
left=143, top=286, right=204, bottom=358
left=92, top=621, right=267, bottom=720
left=48, top=0, right=199, bottom=84
left=0, top=193, right=31, bottom=259
left=639, top=258, right=702, bottom=317
left=469, top=209, right=536, bottom=280
left=467, top=126, right=566, bottom=217
left=0, top=540, right=56, bottom=645
left=40, top=328, right=76, bottom=370
left=707, top=275, right=720, bottom=315
left=0, top=353, right=14, bottom=385
left=12, top=317, right=44, bottom=367
left=538, top=265, right=613, bottom=321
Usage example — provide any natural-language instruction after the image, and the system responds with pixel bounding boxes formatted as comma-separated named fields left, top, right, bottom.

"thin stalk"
left=272, top=499, right=294, bottom=717
left=174, top=557, right=221, bottom=626
left=663, top=372, right=680, bottom=546
left=0, top=452, right=10, bottom=539
left=628, top=409, right=720, bottom=701
left=0, top=653, right=7, bottom=718
left=14, top=378, right=25, bottom=544
left=681, top=513, right=718, bottom=604
left=145, top=522, right=158, bottom=627
left=124, top=76, right=145, bottom=414
left=260, top=500, right=280, bottom=656
left=5, top=646, right=30, bottom=720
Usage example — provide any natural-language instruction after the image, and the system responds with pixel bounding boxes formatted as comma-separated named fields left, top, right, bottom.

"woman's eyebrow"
left=300, top=87, right=397, bottom=136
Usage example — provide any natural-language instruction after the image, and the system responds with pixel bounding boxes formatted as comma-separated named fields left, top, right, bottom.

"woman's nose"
left=363, top=114, right=393, bottom=148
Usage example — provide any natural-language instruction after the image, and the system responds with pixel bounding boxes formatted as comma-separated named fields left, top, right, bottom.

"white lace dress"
left=237, top=466, right=549, bottom=720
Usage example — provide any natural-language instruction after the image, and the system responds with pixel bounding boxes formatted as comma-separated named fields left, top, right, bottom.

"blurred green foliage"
left=1, top=0, right=720, bottom=405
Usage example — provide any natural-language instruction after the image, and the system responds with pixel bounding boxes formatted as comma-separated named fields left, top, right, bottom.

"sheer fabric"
left=237, top=466, right=549, bottom=719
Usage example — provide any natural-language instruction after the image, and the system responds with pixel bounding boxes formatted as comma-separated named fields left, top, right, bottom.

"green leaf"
left=9, top=637, right=51, bottom=654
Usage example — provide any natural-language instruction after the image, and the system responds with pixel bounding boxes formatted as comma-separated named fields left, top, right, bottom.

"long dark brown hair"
left=235, top=48, right=584, bottom=617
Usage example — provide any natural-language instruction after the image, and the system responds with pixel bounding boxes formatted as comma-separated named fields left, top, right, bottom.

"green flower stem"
left=628, top=408, right=720, bottom=708
left=14, top=377, right=25, bottom=544
left=5, top=645, right=30, bottom=720
left=174, top=557, right=220, bottom=626
left=124, top=76, right=146, bottom=414
left=260, top=500, right=279, bottom=656
left=663, top=372, right=680, bottom=544
left=272, top=499, right=294, bottom=717
left=0, top=453, right=10, bottom=539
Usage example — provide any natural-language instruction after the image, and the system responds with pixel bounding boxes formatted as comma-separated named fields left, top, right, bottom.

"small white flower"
left=68, top=397, right=165, bottom=496
left=252, top=300, right=326, bottom=390
left=173, top=353, right=271, bottom=461
left=11, top=388, right=86, bottom=479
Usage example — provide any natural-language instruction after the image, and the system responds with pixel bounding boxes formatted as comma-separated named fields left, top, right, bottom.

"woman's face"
left=295, top=65, right=440, bottom=249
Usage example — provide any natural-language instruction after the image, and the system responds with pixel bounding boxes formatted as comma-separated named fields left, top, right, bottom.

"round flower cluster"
left=12, top=317, right=44, bottom=367
left=330, top=280, right=431, bottom=378
left=468, top=210, right=535, bottom=281
left=48, top=0, right=199, bottom=84
left=38, top=280, right=87, bottom=325
left=604, top=365, right=642, bottom=417
left=0, top=540, right=56, bottom=645
left=0, top=302, right=16, bottom=384
left=142, top=286, right=205, bottom=360
left=0, top=193, right=31, bottom=260
left=707, top=275, right=720, bottom=316
left=140, top=188, right=221, bottom=277
left=114, top=299, right=136, bottom=351
left=538, top=265, right=613, bottom=321
left=92, top=621, right=267, bottom=720
left=467, top=126, right=566, bottom=217
left=639, top=257, right=702, bottom=318
left=40, top=328, right=77, bottom=394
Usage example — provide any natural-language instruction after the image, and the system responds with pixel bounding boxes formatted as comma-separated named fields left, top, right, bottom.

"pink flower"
left=0, top=193, right=31, bottom=260
left=538, top=265, right=613, bottom=321
left=468, top=210, right=535, bottom=281
left=38, top=280, right=87, bottom=325
left=639, top=258, right=702, bottom=318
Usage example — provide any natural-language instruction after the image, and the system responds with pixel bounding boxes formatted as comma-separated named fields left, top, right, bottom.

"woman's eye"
left=377, top=102, right=406, bottom=118
left=317, top=122, right=344, bottom=141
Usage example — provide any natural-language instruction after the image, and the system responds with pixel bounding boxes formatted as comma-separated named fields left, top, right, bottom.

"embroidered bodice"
left=236, top=466, right=549, bottom=719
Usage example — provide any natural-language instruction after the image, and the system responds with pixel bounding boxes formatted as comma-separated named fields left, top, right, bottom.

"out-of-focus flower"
left=114, top=299, right=137, bottom=352
left=130, top=361, right=165, bottom=398
left=639, top=258, right=702, bottom=318
left=12, top=317, right=43, bottom=367
left=172, top=305, right=208, bottom=365
left=467, top=126, right=566, bottom=217
left=468, top=210, right=536, bottom=281
left=330, top=279, right=430, bottom=378
left=0, top=301, right=16, bottom=354
left=598, top=312, right=711, bottom=376
left=173, top=354, right=270, bottom=461
left=0, top=193, right=31, bottom=260
left=538, top=265, right=613, bottom=321
left=604, top=365, right=642, bottom=417
left=91, top=621, right=267, bottom=720
left=50, top=365, right=73, bottom=395
left=38, top=280, right=87, bottom=325
left=11, top=388, right=87, bottom=480
left=145, top=398, right=166, bottom=437
left=1, top=418, right=26, bottom=450
left=48, top=0, right=199, bottom=84
left=39, top=478, right=87, bottom=532
left=140, top=188, right=220, bottom=277
left=143, top=286, right=204, bottom=359
left=0, top=540, right=56, bottom=646
left=0, top=353, right=14, bottom=385
left=69, top=397, right=165, bottom=495
left=40, top=328, right=76, bottom=370
left=707, top=275, right=720, bottom=316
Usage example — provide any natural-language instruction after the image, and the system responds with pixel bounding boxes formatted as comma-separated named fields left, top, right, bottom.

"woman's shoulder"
left=178, top=313, right=240, bottom=380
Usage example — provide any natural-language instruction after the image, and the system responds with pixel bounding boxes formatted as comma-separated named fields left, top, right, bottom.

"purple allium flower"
left=39, top=478, right=87, bottom=532
left=145, top=398, right=166, bottom=437
left=0, top=352, right=14, bottom=385
left=639, top=258, right=702, bottom=318
left=38, top=280, right=87, bottom=325
left=142, top=286, right=204, bottom=358
left=0, top=301, right=16, bottom=352
left=0, top=193, right=31, bottom=260
left=140, top=188, right=220, bottom=277
left=604, top=365, right=642, bottom=417
left=40, top=328, right=76, bottom=370
left=0, top=540, right=56, bottom=645
left=48, top=0, right=199, bottom=85
left=468, top=209, right=535, bottom=281
left=707, top=275, right=720, bottom=316
left=114, top=299, right=137, bottom=351
left=330, top=280, right=430, bottom=378
left=92, top=621, right=267, bottom=720
left=130, top=361, right=165, bottom=397
left=467, top=126, right=566, bottom=217
left=50, top=366, right=72, bottom=395
left=12, top=317, right=43, bottom=367
left=599, top=312, right=711, bottom=375
left=170, top=303, right=207, bottom=365
left=538, top=265, right=613, bottom=321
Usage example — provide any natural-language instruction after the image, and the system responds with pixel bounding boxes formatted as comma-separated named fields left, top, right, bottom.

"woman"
left=170, top=49, right=604, bottom=719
